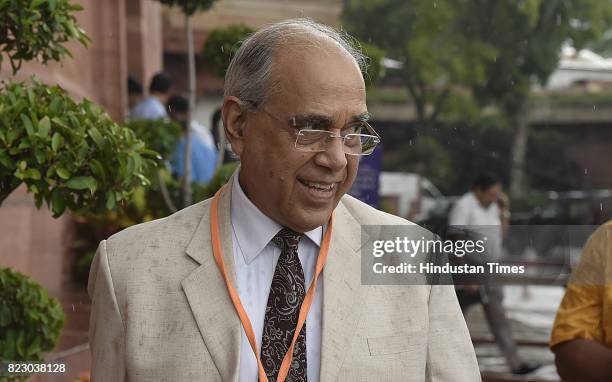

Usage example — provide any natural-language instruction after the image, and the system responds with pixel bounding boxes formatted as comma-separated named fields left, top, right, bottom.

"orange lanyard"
left=210, top=186, right=333, bottom=382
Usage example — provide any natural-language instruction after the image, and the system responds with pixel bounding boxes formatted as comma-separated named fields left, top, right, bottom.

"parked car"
left=512, top=189, right=612, bottom=226
left=378, top=172, right=449, bottom=222
left=506, top=189, right=611, bottom=261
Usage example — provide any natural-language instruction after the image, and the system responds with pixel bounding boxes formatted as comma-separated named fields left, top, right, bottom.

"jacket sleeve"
left=425, top=284, right=481, bottom=381
left=550, top=224, right=609, bottom=348
left=88, top=240, right=126, bottom=381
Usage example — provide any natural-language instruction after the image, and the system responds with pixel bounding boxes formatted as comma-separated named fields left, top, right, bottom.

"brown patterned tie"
left=260, top=227, right=307, bottom=382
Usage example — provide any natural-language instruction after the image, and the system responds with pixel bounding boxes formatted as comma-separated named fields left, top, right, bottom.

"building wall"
left=162, top=0, right=343, bottom=53
left=161, top=0, right=343, bottom=95
left=127, top=0, right=164, bottom=95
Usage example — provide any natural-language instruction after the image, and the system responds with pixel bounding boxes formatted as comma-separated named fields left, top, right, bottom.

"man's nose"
left=314, top=135, right=348, bottom=171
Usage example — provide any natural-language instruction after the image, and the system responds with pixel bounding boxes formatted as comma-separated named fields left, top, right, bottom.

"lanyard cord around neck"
left=210, top=185, right=334, bottom=382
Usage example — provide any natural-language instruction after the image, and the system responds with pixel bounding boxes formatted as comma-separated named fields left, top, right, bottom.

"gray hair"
left=223, top=18, right=367, bottom=108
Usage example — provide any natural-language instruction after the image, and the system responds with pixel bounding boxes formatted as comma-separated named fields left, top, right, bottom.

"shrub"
left=0, top=268, right=65, bottom=364
left=202, top=24, right=255, bottom=78
left=0, top=0, right=90, bottom=74
left=0, top=80, right=159, bottom=215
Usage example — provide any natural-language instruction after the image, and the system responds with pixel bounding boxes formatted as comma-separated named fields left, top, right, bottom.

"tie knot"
left=272, top=227, right=303, bottom=252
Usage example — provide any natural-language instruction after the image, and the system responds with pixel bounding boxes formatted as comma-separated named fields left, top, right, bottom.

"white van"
left=378, top=172, right=445, bottom=222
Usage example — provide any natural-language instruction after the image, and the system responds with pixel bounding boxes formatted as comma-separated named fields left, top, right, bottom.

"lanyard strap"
left=210, top=185, right=333, bottom=382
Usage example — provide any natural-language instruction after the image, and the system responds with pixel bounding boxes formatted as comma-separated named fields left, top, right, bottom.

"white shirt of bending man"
left=448, top=190, right=502, bottom=260
left=230, top=169, right=323, bottom=382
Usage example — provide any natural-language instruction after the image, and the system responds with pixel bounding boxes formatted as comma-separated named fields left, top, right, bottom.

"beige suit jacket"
left=88, top=173, right=481, bottom=381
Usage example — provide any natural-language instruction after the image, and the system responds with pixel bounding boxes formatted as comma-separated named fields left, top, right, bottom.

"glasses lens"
left=359, top=134, right=380, bottom=155
left=296, top=130, right=329, bottom=151
left=295, top=125, right=380, bottom=155
left=344, top=134, right=380, bottom=155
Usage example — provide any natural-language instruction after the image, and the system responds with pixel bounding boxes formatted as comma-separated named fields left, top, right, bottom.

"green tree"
left=343, top=0, right=495, bottom=126
left=0, top=0, right=90, bottom=74
left=468, top=0, right=612, bottom=195
left=0, top=80, right=159, bottom=213
left=153, top=0, right=220, bottom=206
left=202, top=24, right=255, bottom=78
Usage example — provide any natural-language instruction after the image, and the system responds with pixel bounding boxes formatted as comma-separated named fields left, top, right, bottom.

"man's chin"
left=284, top=209, right=334, bottom=233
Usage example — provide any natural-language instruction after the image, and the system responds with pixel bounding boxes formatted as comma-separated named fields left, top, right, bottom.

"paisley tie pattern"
left=260, top=227, right=307, bottom=382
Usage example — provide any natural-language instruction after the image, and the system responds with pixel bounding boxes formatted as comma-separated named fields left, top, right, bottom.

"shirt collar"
left=230, top=169, right=322, bottom=264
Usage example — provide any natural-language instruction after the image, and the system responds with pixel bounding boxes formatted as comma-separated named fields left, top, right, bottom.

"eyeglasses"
left=241, top=99, right=381, bottom=156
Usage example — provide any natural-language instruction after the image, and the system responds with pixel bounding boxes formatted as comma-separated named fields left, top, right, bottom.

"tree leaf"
left=21, top=114, right=35, bottom=137
left=51, top=188, right=66, bottom=216
left=38, top=116, right=51, bottom=138
left=65, top=176, right=96, bottom=191
left=105, top=191, right=116, bottom=210
left=27, top=168, right=41, bottom=180
left=51, top=132, right=63, bottom=152
left=89, top=159, right=106, bottom=183
left=56, top=167, right=71, bottom=180
left=88, top=127, right=104, bottom=148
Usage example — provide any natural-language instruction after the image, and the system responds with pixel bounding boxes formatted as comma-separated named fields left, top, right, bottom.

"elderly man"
left=89, top=19, right=480, bottom=381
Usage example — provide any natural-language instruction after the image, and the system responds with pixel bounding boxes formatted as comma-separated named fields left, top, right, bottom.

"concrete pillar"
left=126, top=0, right=164, bottom=96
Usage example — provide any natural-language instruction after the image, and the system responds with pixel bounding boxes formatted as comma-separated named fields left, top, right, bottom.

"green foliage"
left=380, top=117, right=583, bottom=195
left=344, top=0, right=497, bottom=123
left=359, top=42, right=385, bottom=89
left=155, top=0, right=217, bottom=15
left=526, top=127, right=582, bottom=190
left=125, top=119, right=182, bottom=163
left=202, top=24, right=255, bottom=78
left=0, top=80, right=159, bottom=216
left=0, top=268, right=65, bottom=364
left=382, top=135, right=455, bottom=190
left=588, top=29, right=612, bottom=58
left=468, top=0, right=612, bottom=112
left=0, top=0, right=90, bottom=75
left=198, top=161, right=238, bottom=199
left=92, top=161, right=239, bottom=227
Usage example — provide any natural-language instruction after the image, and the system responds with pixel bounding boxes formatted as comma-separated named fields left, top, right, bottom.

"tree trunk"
left=509, top=100, right=529, bottom=197
left=157, top=170, right=177, bottom=213
left=182, top=13, right=195, bottom=207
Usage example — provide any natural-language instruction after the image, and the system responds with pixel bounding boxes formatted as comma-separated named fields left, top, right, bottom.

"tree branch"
left=157, top=170, right=177, bottom=214
left=429, top=87, right=451, bottom=124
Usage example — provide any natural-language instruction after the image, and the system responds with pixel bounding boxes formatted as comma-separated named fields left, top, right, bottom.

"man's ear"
left=221, top=96, right=247, bottom=156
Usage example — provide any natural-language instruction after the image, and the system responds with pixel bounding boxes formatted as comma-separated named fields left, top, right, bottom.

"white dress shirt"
left=231, top=172, right=323, bottom=382
left=448, top=191, right=502, bottom=259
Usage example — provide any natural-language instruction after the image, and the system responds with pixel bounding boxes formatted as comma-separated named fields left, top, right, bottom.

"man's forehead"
left=272, top=46, right=365, bottom=102
left=288, top=111, right=371, bottom=126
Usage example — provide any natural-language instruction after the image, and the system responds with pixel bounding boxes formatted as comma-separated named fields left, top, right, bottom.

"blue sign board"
left=348, top=145, right=382, bottom=208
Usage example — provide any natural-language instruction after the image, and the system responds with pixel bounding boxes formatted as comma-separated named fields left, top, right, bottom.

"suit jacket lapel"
left=319, top=201, right=367, bottom=382
left=181, top=174, right=241, bottom=381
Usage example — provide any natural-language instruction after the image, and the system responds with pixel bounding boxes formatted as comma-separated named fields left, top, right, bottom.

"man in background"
left=129, top=72, right=172, bottom=120
left=551, top=221, right=612, bottom=382
left=166, top=95, right=217, bottom=184
left=449, top=173, right=539, bottom=375
left=127, top=75, right=143, bottom=110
